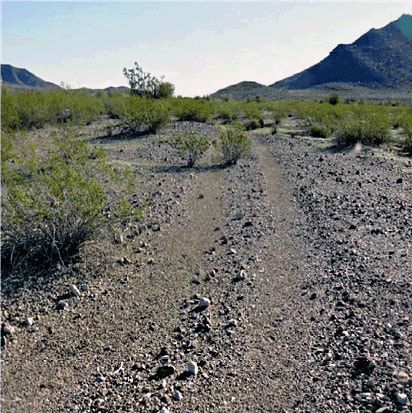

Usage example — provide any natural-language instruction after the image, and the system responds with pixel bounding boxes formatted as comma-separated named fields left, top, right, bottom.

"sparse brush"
left=171, top=130, right=209, bottom=167
left=118, top=97, right=170, bottom=134
left=214, top=125, right=251, bottom=166
left=328, top=93, right=341, bottom=106
left=1, top=131, right=138, bottom=274
left=335, top=114, right=390, bottom=146
left=309, top=123, right=331, bottom=138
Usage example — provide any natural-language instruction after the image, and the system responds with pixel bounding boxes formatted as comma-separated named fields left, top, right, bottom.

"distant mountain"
left=211, top=14, right=412, bottom=99
left=1, top=64, right=60, bottom=90
left=272, top=14, right=412, bottom=89
left=1, top=64, right=129, bottom=94
left=212, top=81, right=267, bottom=99
left=75, top=86, right=130, bottom=95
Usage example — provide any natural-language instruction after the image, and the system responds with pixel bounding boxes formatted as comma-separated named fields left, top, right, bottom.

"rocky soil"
left=1, top=120, right=411, bottom=412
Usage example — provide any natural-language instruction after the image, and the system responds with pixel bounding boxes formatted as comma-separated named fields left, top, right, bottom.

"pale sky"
left=2, top=1, right=412, bottom=96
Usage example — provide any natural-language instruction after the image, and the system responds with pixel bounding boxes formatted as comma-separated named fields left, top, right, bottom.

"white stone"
left=395, top=392, right=408, bottom=406
left=187, top=361, right=198, bottom=376
left=69, top=284, right=81, bottom=297
left=173, top=390, right=182, bottom=401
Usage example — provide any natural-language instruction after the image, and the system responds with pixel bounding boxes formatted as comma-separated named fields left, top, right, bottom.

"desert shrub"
left=118, top=97, right=170, bottom=133
left=245, top=119, right=262, bottom=131
left=1, top=88, right=105, bottom=130
left=398, top=112, right=412, bottom=152
left=309, top=123, right=331, bottom=138
left=328, top=93, right=341, bottom=106
left=215, top=125, right=251, bottom=166
left=335, top=113, right=390, bottom=146
left=172, top=99, right=213, bottom=122
left=171, top=130, right=209, bottom=167
left=158, top=82, right=175, bottom=99
left=1, top=131, right=136, bottom=272
left=216, top=105, right=236, bottom=123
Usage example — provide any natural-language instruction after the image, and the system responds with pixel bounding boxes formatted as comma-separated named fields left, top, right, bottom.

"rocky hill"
left=212, top=14, right=412, bottom=99
left=1, top=64, right=60, bottom=90
left=273, top=14, right=412, bottom=89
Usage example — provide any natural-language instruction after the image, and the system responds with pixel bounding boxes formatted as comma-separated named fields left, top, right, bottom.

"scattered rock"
left=395, top=392, right=408, bottom=406
left=69, top=284, right=81, bottom=297
left=55, top=301, right=67, bottom=311
left=187, top=361, right=198, bottom=376
left=173, top=390, right=183, bottom=401
left=193, top=297, right=210, bottom=313
left=156, top=365, right=176, bottom=379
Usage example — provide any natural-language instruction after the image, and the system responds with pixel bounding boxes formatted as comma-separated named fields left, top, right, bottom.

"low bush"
left=171, top=130, right=209, bottom=167
left=328, top=93, right=341, bottom=106
left=172, top=99, right=213, bottom=122
left=1, top=131, right=137, bottom=272
left=309, top=123, right=331, bottom=138
left=1, top=87, right=105, bottom=131
left=215, top=125, right=251, bottom=166
left=335, top=114, right=390, bottom=146
left=118, top=97, right=170, bottom=134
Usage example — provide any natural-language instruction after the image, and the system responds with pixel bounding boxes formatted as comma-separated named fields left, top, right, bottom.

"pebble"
left=23, top=317, right=34, bottom=327
left=187, top=361, right=198, bottom=376
left=396, top=371, right=409, bottom=382
left=56, top=301, right=67, bottom=311
left=395, top=392, right=408, bottom=406
left=2, top=325, right=15, bottom=336
left=173, top=390, right=183, bottom=401
left=159, top=408, right=170, bottom=413
left=69, top=284, right=81, bottom=297
left=194, top=297, right=210, bottom=312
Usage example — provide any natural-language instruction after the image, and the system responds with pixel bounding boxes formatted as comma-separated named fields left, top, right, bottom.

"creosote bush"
left=171, top=130, right=209, bottom=167
left=335, top=114, right=390, bottom=146
left=328, top=93, right=341, bottom=106
left=215, top=124, right=251, bottom=166
left=309, top=123, right=331, bottom=138
left=118, top=97, right=170, bottom=134
left=1, top=130, right=138, bottom=273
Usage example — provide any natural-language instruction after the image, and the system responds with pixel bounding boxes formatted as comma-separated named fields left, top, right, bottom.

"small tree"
left=123, top=62, right=174, bottom=99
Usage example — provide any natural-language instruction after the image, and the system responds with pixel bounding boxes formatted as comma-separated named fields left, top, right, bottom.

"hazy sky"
left=2, top=1, right=412, bottom=96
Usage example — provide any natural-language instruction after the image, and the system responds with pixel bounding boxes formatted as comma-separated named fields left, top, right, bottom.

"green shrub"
left=172, top=99, right=213, bottom=123
left=171, top=130, right=209, bottom=167
left=245, top=119, right=260, bottom=131
left=119, top=97, right=170, bottom=134
left=335, top=114, right=390, bottom=146
left=328, top=93, right=341, bottom=106
left=1, top=88, right=105, bottom=131
left=1, top=132, right=136, bottom=272
left=309, top=123, right=331, bottom=138
left=215, top=125, right=251, bottom=166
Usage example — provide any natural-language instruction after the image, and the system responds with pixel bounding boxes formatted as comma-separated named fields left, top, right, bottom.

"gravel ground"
left=1, top=121, right=410, bottom=412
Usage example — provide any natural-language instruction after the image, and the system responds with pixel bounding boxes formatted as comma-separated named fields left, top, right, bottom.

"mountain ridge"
left=212, top=14, right=412, bottom=98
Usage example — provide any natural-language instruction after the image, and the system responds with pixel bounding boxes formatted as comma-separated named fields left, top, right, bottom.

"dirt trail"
left=204, top=141, right=317, bottom=411
left=1, top=166, right=226, bottom=412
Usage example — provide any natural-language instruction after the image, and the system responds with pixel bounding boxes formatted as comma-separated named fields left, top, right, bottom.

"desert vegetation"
left=1, top=81, right=411, bottom=413
left=1, top=85, right=411, bottom=275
